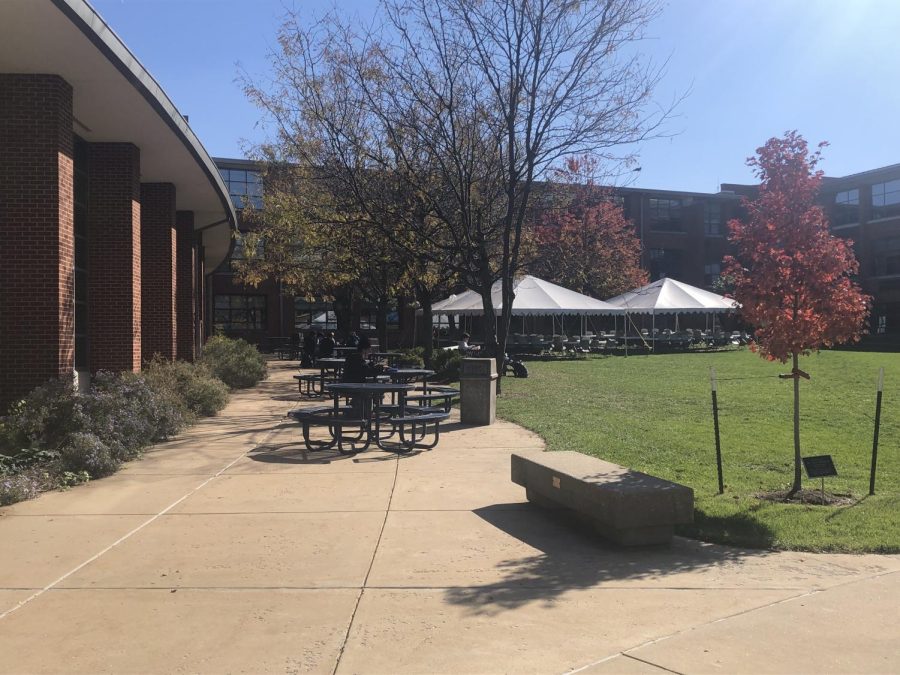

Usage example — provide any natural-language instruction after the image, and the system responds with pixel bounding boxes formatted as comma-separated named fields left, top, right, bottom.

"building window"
left=220, top=168, right=263, bottom=209
left=873, top=237, right=900, bottom=276
left=832, top=189, right=859, bottom=227
left=704, top=202, right=722, bottom=236
left=704, top=263, right=721, bottom=287
left=214, top=295, right=267, bottom=331
left=360, top=306, right=401, bottom=331
left=648, top=198, right=682, bottom=232
left=295, top=300, right=336, bottom=330
left=871, top=180, right=900, bottom=220
left=648, top=248, right=682, bottom=280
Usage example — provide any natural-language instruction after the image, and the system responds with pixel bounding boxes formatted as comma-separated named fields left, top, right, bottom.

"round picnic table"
left=325, top=382, right=414, bottom=451
left=386, top=368, right=436, bottom=393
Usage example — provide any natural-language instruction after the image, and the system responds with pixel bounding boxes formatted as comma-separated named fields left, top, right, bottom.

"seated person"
left=458, top=332, right=478, bottom=356
left=345, top=331, right=360, bottom=348
left=318, top=330, right=337, bottom=358
left=342, top=337, right=384, bottom=383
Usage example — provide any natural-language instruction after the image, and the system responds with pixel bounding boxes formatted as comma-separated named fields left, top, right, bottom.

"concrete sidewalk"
left=1, top=362, right=898, bottom=674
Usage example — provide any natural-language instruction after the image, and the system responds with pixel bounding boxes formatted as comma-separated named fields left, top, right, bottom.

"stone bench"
left=511, top=451, right=693, bottom=546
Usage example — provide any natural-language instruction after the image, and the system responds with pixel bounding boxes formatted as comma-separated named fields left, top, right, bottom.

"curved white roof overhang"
left=0, top=0, right=237, bottom=270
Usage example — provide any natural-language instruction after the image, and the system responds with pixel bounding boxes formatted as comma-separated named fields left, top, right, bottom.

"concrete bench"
left=511, top=451, right=693, bottom=546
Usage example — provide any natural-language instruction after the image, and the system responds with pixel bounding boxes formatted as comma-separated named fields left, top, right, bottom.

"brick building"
left=0, top=0, right=236, bottom=410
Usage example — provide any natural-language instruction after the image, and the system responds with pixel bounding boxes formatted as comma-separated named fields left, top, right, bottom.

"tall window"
left=648, top=248, right=682, bottom=280
left=648, top=198, right=682, bottom=232
left=704, top=202, right=722, bottom=236
left=220, top=168, right=263, bottom=209
left=295, top=300, right=336, bottom=330
left=873, top=237, right=900, bottom=276
left=214, top=295, right=267, bottom=331
left=704, top=262, right=721, bottom=287
left=871, top=180, right=900, bottom=220
left=73, top=138, right=89, bottom=370
left=832, top=189, right=859, bottom=227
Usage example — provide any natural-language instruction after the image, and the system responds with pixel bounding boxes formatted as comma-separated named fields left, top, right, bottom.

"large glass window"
left=871, top=180, right=900, bottom=220
left=295, top=300, right=336, bottom=330
left=832, top=189, right=859, bottom=227
left=648, top=198, right=682, bottom=232
left=704, top=202, right=722, bottom=236
left=214, top=295, right=267, bottom=330
left=704, top=262, right=721, bottom=287
left=220, top=168, right=263, bottom=209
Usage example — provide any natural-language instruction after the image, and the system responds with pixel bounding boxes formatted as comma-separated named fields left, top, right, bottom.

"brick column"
left=88, top=143, right=141, bottom=373
left=141, top=183, right=177, bottom=361
left=175, top=211, right=196, bottom=361
left=0, top=75, right=74, bottom=410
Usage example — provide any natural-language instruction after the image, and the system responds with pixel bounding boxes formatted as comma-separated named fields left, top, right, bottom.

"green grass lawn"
left=496, top=349, right=900, bottom=553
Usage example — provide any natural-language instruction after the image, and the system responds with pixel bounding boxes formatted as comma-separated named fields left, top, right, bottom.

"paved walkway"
left=1, top=362, right=898, bottom=674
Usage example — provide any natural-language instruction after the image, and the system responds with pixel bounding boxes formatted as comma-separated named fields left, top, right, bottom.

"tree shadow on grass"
left=444, top=502, right=774, bottom=616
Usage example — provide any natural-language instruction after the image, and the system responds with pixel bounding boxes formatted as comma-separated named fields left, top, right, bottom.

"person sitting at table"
left=318, top=330, right=336, bottom=358
left=345, top=331, right=360, bottom=348
left=342, top=336, right=384, bottom=383
left=458, top=332, right=478, bottom=356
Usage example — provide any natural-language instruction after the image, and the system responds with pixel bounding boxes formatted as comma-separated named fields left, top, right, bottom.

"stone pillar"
left=140, top=183, right=177, bottom=361
left=0, top=75, right=74, bottom=410
left=459, top=357, right=498, bottom=426
left=175, top=210, right=196, bottom=361
left=87, top=143, right=142, bottom=373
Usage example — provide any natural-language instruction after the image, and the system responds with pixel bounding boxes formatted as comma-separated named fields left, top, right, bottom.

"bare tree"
left=244, top=0, right=674, bottom=368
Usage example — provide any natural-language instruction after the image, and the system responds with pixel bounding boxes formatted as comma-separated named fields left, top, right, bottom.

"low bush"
left=433, top=349, right=462, bottom=381
left=143, top=357, right=228, bottom=418
left=86, top=371, right=186, bottom=461
left=58, top=432, right=118, bottom=478
left=393, top=347, right=425, bottom=368
left=200, top=335, right=268, bottom=389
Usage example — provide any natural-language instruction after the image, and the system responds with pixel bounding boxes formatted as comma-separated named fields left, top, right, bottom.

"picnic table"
left=372, top=351, right=403, bottom=367
left=288, top=381, right=450, bottom=455
left=386, top=368, right=436, bottom=392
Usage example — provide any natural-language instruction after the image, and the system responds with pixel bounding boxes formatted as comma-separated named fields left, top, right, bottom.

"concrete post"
left=460, top=357, right=498, bottom=426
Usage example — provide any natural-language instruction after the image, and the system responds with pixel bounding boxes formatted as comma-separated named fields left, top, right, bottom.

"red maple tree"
left=724, top=131, right=870, bottom=496
left=530, top=157, right=647, bottom=300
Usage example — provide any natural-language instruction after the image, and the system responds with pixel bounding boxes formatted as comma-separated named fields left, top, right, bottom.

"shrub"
left=433, top=349, right=462, bottom=381
left=199, top=335, right=268, bottom=389
left=0, top=468, right=58, bottom=506
left=85, top=371, right=186, bottom=461
left=58, top=432, right=118, bottom=478
left=393, top=347, right=425, bottom=368
left=1, top=378, right=86, bottom=453
left=143, top=357, right=228, bottom=418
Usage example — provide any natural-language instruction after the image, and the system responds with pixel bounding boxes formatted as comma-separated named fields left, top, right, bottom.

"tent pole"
left=652, top=311, right=655, bottom=353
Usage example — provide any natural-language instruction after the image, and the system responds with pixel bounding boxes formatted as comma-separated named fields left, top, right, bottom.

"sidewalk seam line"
left=331, top=452, right=400, bottom=675
left=564, top=567, right=900, bottom=675
left=0, top=423, right=282, bottom=622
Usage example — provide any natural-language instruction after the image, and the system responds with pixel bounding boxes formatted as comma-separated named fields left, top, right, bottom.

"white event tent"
left=431, top=275, right=624, bottom=316
left=605, top=278, right=737, bottom=314
left=605, top=278, right=738, bottom=349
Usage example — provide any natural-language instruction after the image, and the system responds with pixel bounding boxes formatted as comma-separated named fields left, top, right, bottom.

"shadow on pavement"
left=444, top=502, right=771, bottom=616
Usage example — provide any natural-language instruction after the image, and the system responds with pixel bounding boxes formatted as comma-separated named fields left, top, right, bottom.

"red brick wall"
left=175, top=210, right=196, bottom=361
left=88, top=143, right=142, bottom=372
left=0, top=74, right=75, bottom=411
left=140, top=183, right=177, bottom=361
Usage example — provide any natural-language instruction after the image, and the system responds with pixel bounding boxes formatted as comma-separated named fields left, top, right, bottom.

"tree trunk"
left=789, top=352, right=802, bottom=497
left=333, top=287, right=353, bottom=339
left=416, top=287, right=434, bottom=368
left=376, top=299, right=389, bottom=352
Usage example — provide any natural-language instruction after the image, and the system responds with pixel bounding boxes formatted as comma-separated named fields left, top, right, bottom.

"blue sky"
left=92, top=0, right=900, bottom=193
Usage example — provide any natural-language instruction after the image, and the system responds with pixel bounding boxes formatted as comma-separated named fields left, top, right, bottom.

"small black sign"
left=802, top=455, right=837, bottom=479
